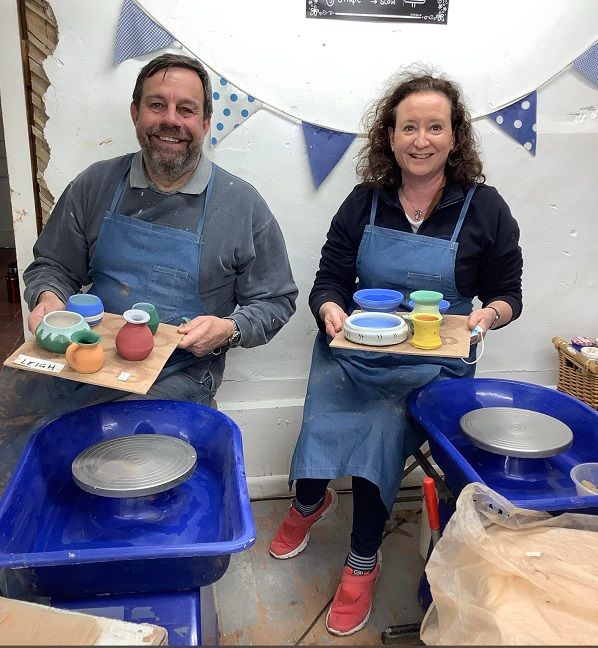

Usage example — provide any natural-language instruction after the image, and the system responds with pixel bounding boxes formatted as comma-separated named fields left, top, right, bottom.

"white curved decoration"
left=140, top=0, right=598, bottom=131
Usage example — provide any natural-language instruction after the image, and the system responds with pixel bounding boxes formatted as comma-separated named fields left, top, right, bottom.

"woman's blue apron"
left=88, top=161, right=215, bottom=373
left=290, top=187, right=477, bottom=512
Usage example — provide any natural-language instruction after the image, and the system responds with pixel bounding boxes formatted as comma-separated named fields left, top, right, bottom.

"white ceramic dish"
left=343, top=312, right=409, bottom=347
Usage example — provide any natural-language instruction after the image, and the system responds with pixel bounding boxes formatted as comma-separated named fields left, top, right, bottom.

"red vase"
left=115, top=309, right=154, bottom=361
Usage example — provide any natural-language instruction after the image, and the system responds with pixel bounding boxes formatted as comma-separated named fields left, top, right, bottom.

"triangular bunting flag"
left=574, top=42, right=598, bottom=85
left=114, top=0, right=174, bottom=65
left=209, top=73, right=262, bottom=146
left=488, top=91, right=537, bottom=156
left=302, top=122, right=356, bottom=188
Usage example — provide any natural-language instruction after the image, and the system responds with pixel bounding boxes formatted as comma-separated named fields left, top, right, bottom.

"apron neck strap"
left=450, top=185, right=476, bottom=242
left=109, top=169, right=130, bottom=213
left=369, top=189, right=379, bottom=225
left=197, top=164, right=215, bottom=235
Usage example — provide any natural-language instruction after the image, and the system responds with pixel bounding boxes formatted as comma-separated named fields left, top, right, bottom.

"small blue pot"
left=66, top=294, right=105, bottom=327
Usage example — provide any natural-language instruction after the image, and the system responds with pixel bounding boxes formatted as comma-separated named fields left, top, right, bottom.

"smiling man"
left=0, top=54, right=297, bottom=491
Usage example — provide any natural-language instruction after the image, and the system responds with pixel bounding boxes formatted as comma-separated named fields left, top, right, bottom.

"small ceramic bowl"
left=570, top=463, right=598, bottom=497
left=35, top=311, right=91, bottom=354
left=353, top=289, right=404, bottom=313
left=66, top=294, right=105, bottom=327
left=343, top=312, right=409, bottom=347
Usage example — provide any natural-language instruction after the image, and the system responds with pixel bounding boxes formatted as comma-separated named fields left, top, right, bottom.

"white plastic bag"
left=421, top=482, right=598, bottom=645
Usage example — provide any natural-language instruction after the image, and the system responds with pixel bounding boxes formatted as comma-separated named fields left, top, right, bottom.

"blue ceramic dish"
left=66, top=294, right=105, bottom=327
left=353, top=288, right=404, bottom=313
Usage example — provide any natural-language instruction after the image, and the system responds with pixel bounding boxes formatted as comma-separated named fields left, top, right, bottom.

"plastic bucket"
left=570, top=463, right=598, bottom=496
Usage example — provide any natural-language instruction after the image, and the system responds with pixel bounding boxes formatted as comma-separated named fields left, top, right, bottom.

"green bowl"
left=35, top=311, right=91, bottom=354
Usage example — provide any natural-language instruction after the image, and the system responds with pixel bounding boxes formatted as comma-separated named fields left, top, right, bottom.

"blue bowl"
left=66, top=294, right=104, bottom=327
left=353, top=288, right=404, bottom=313
left=408, top=298, right=450, bottom=314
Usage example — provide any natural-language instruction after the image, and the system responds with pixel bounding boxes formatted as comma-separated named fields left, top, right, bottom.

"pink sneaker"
left=269, top=488, right=338, bottom=559
left=325, top=557, right=381, bottom=636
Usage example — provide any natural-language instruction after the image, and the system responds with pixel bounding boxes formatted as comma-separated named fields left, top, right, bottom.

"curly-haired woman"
left=270, top=68, right=523, bottom=636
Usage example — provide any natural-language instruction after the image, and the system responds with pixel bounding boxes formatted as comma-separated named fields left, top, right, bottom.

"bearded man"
left=0, top=54, right=297, bottom=491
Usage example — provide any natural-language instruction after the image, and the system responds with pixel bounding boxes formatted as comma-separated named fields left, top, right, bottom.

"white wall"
left=1, top=0, right=597, bottom=495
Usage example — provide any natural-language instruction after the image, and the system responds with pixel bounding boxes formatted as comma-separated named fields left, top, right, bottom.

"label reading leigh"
left=13, top=354, right=65, bottom=373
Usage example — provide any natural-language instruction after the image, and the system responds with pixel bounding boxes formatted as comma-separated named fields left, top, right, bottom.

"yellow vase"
left=66, top=330, right=104, bottom=373
left=411, top=313, right=443, bottom=350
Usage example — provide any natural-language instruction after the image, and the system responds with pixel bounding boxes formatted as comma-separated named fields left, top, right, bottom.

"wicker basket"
left=552, top=337, right=598, bottom=410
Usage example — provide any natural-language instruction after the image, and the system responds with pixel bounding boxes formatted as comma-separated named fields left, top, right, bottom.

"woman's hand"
left=28, top=291, right=65, bottom=334
left=319, top=302, right=348, bottom=337
left=467, top=304, right=509, bottom=344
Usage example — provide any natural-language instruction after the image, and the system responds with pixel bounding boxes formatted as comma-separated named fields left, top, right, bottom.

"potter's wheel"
left=459, top=408, right=573, bottom=458
left=72, top=434, right=197, bottom=497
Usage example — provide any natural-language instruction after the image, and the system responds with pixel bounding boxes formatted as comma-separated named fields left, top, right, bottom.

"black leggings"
left=295, top=476, right=389, bottom=557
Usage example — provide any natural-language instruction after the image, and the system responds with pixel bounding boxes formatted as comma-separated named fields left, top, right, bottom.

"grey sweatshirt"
left=24, top=152, right=298, bottom=347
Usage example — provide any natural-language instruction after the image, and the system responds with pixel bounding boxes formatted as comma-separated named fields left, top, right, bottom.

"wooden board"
left=3, top=313, right=183, bottom=395
left=0, top=596, right=167, bottom=645
left=330, top=313, right=471, bottom=358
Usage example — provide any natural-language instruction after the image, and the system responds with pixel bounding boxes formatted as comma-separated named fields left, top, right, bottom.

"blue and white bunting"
left=302, top=123, right=356, bottom=188
left=114, top=0, right=174, bottom=65
left=574, top=42, right=598, bottom=85
left=488, top=91, right=537, bottom=156
left=208, top=73, right=262, bottom=146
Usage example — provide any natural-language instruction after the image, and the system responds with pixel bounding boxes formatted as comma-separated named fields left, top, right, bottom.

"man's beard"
left=138, top=125, right=203, bottom=181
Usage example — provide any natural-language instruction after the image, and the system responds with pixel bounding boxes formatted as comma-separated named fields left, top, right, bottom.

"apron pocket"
left=147, top=265, right=190, bottom=323
left=406, top=271, right=443, bottom=290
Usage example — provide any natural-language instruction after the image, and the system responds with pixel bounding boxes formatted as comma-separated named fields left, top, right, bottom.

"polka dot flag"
left=488, top=91, right=537, bottom=156
left=208, top=72, right=262, bottom=146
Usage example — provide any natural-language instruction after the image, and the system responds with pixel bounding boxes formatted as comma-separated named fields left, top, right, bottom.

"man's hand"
left=177, top=315, right=236, bottom=357
left=28, top=291, right=65, bottom=334
left=318, top=301, right=348, bottom=337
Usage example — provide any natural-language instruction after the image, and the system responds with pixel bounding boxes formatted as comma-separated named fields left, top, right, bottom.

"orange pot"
left=66, top=330, right=104, bottom=373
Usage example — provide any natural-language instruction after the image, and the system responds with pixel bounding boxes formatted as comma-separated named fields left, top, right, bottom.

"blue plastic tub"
left=52, top=588, right=214, bottom=646
left=0, top=401, right=256, bottom=597
left=408, top=378, right=598, bottom=514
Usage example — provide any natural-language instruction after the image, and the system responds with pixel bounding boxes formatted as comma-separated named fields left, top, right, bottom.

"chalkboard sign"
left=306, top=0, right=449, bottom=23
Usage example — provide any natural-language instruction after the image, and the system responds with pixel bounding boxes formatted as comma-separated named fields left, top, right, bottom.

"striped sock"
left=292, top=496, right=324, bottom=517
left=345, top=550, right=377, bottom=574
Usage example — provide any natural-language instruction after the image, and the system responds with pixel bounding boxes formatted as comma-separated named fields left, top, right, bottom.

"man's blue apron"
left=290, top=187, right=477, bottom=512
left=88, top=161, right=215, bottom=373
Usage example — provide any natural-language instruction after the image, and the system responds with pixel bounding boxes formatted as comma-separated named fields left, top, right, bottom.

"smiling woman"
left=270, top=67, right=522, bottom=637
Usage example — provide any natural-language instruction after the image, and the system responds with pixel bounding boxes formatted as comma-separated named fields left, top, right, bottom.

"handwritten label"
left=306, top=0, right=449, bottom=22
left=13, top=354, right=65, bottom=373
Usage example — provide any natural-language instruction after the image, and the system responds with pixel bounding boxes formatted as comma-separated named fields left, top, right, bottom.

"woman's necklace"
left=399, top=187, right=429, bottom=222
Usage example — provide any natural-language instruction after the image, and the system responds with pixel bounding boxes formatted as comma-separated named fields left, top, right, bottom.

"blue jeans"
left=0, top=354, right=225, bottom=493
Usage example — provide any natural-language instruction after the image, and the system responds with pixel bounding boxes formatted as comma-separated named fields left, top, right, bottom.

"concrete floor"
left=213, top=487, right=426, bottom=646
